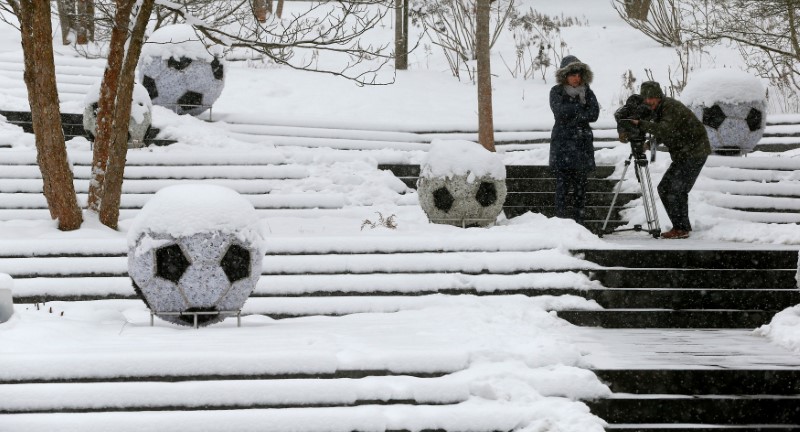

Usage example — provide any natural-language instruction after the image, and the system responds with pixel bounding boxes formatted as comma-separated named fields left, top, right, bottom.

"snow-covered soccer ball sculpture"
left=417, top=140, right=507, bottom=227
left=83, top=80, right=152, bottom=145
left=0, top=273, right=13, bottom=324
left=127, top=185, right=265, bottom=327
left=682, top=69, right=767, bottom=155
left=138, top=24, right=225, bottom=116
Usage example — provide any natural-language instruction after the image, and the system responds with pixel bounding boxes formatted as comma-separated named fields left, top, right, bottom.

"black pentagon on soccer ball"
left=746, top=108, right=763, bottom=132
left=702, top=105, right=726, bottom=129
left=475, top=181, right=498, bottom=207
left=167, top=56, right=193, bottom=71
left=142, top=75, right=158, bottom=99
left=433, top=187, right=455, bottom=212
left=211, top=58, right=224, bottom=80
left=220, top=244, right=251, bottom=283
left=177, top=91, right=204, bottom=112
left=155, top=244, right=191, bottom=283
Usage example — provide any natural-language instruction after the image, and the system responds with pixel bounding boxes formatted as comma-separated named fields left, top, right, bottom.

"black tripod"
left=599, top=142, right=661, bottom=238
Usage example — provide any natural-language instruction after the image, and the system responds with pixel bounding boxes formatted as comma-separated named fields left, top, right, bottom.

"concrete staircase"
left=2, top=237, right=799, bottom=431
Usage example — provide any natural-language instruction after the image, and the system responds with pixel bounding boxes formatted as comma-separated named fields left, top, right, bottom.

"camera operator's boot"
left=662, top=228, right=689, bottom=239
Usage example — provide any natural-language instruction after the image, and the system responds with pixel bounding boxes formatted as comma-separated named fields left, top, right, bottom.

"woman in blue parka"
left=549, top=55, right=600, bottom=224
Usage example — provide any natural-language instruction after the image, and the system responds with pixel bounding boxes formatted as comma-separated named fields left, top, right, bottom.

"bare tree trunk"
left=476, top=0, right=495, bottom=151
left=55, top=0, right=74, bottom=45
left=99, top=0, right=156, bottom=229
left=16, top=0, right=82, bottom=230
left=75, top=0, right=91, bottom=44
left=87, top=0, right=135, bottom=213
left=254, top=0, right=267, bottom=22
left=394, top=0, right=407, bottom=70
left=276, top=0, right=284, bottom=18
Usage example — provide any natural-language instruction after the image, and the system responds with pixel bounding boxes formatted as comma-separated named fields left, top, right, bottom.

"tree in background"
left=612, top=0, right=682, bottom=47
left=684, top=0, right=800, bottom=104
left=395, top=0, right=408, bottom=70
left=88, top=0, right=155, bottom=228
left=476, top=0, right=494, bottom=151
left=2, top=0, right=83, bottom=230
left=411, top=0, right=514, bottom=81
left=55, top=0, right=95, bottom=45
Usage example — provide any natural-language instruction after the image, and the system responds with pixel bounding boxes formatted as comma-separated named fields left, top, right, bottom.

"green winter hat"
left=640, top=81, right=664, bottom=99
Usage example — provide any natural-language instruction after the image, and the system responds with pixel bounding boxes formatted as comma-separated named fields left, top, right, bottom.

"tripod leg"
left=636, top=161, right=662, bottom=236
left=602, top=157, right=632, bottom=234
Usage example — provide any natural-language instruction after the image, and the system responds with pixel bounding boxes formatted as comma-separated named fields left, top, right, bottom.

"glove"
left=619, top=132, right=629, bottom=143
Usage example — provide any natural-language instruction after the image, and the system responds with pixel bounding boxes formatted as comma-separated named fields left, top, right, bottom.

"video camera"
left=614, top=94, right=652, bottom=159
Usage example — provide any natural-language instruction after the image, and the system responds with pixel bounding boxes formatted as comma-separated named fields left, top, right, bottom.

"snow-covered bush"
left=0, top=273, right=13, bottom=323
left=138, top=24, right=225, bottom=116
left=127, top=185, right=266, bottom=327
left=417, top=140, right=507, bottom=227
left=682, top=69, right=767, bottom=155
left=83, top=80, right=152, bottom=146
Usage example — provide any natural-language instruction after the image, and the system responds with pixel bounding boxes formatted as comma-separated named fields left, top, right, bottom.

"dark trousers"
left=657, top=156, right=707, bottom=231
left=555, top=170, right=589, bottom=224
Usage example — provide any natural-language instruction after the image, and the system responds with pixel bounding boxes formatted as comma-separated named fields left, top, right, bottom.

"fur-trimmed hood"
left=555, top=55, right=593, bottom=86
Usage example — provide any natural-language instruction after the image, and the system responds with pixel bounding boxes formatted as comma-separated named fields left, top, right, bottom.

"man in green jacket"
left=631, top=81, right=711, bottom=239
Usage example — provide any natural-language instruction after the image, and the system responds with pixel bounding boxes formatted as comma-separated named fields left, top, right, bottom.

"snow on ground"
left=0, top=0, right=799, bottom=425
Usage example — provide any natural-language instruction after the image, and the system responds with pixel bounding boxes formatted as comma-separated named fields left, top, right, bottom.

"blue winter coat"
left=549, top=84, right=600, bottom=172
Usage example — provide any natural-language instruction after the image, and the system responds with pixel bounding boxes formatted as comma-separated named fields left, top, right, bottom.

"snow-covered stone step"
left=565, top=327, right=800, bottom=369
left=0, top=250, right=596, bottom=276
left=0, top=404, right=571, bottom=432
left=0, top=207, right=382, bottom=221
left=704, top=156, right=800, bottom=171
left=694, top=178, right=800, bottom=197
left=0, top=375, right=469, bottom=413
left=0, top=192, right=346, bottom=210
left=698, top=192, right=800, bottom=212
left=8, top=272, right=599, bottom=302
left=0, top=178, right=294, bottom=194
left=0, top=150, right=288, bottom=166
left=0, top=234, right=595, bottom=257
left=0, top=164, right=309, bottom=180
left=702, top=166, right=800, bottom=182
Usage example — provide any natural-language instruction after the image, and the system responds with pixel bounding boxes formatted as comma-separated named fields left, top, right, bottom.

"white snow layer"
left=140, top=23, right=218, bottom=63
left=681, top=68, right=766, bottom=106
left=421, top=140, right=507, bottom=180
left=126, top=184, right=266, bottom=249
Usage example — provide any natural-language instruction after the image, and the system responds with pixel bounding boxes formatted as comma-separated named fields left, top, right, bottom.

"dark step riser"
left=504, top=206, right=623, bottom=219
left=605, top=428, right=800, bottom=432
left=507, top=179, right=620, bottom=192
left=576, top=250, right=800, bottom=270
left=0, top=399, right=459, bottom=415
left=558, top=310, right=776, bottom=329
left=590, top=270, right=798, bottom=289
left=588, top=398, right=800, bottom=424
left=504, top=193, right=637, bottom=207
left=589, top=289, right=800, bottom=310
left=398, top=178, right=620, bottom=193
left=378, top=164, right=616, bottom=179
left=595, top=369, right=800, bottom=395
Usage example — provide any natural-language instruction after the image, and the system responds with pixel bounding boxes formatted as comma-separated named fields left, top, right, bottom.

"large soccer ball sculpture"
left=682, top=69, right=767, bottom=155
left=128, top=185, right=265, bottom=327
left=138, top=24, right=225, bottom=116
left=83, top=80, right=152, bottom=145
left=417, top=140, right=507, bottom=227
